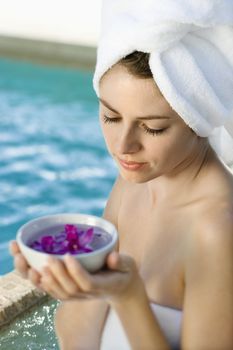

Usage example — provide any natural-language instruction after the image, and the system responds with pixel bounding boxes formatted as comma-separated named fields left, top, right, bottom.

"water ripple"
left=1, top=145, right=50, bottom=159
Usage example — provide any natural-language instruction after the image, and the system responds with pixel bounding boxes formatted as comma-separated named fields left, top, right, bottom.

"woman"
left=10, top=1, right=233, bottom=349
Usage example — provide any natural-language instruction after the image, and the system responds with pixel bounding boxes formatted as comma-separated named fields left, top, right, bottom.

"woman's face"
left=99, top=64, right=200, bottom=183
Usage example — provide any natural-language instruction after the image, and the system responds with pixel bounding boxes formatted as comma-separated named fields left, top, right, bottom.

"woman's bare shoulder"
left=191, top=191, right=233, bottom=247
left=194, top=162, right=233, bottom=226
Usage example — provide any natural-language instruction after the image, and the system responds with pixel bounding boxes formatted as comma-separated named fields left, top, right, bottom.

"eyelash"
left=102, top=115, right=167, bottom=136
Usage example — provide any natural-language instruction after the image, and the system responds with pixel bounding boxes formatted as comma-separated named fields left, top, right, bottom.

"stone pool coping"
left=0, top=34, right=97, bottom=70
left=0, top=269, right=48, bottom=328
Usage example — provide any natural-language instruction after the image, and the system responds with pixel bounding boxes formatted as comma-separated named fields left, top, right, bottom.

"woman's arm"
left=54, top=299, right=109, bottom=350
left=110, top=280, right=171, bottom=350
left=181, top=212, right=233, bottom=349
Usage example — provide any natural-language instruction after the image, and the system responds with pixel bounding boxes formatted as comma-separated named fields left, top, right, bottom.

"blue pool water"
left=0, top=58, right=117, bottom=275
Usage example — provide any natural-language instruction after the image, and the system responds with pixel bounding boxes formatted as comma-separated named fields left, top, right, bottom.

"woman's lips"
left=118, top=158, right=147, bottom=171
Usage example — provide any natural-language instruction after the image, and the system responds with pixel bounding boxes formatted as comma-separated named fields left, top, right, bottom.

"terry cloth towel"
left=93, top=0, right=233, bottom=166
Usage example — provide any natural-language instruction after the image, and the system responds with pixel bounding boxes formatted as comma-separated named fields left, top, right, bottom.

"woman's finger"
left=64, top=254, right=131, bottom=294
left=9, top=240, right=20, bottom=256
left=9, top=241, right=32, bottom=279
left=28, top=268, right=42, bottom=288
left=14, top=253, right=30, bottom=278
left=45, top=257, right=81, bottom=296
left=63, top=255, right=95, bottom=292
left=39, top=281, right=66, bottom=301
left=40, top=267, right=70, bottom=300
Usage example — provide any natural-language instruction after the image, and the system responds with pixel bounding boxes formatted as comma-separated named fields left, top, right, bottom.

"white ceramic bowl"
left=16, top=213, right=118, bottom=273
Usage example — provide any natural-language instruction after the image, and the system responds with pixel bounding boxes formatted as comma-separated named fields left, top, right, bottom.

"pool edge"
left=0, top=269, right=48, bottom=328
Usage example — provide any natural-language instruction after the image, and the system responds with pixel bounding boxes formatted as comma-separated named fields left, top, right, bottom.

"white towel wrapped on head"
left=93, top=0, right=233, bottom=166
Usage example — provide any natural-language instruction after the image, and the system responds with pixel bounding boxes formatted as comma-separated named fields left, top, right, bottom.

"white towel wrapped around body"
left=93, top=0, right=233, bottom=165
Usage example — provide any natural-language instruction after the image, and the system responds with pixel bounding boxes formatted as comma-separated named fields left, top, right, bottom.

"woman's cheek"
left=102, top=129, right=115, bottom=155
left=103, top=126, right=116, bottom=147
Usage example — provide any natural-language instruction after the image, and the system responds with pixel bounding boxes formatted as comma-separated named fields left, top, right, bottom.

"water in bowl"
left=27, top=224, right=112, bottom=254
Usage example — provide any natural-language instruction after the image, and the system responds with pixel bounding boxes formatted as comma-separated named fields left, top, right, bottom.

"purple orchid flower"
left=29, top=224, right=95, bottom=255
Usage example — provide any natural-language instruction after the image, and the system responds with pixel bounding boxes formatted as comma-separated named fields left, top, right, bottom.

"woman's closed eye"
left=102, top=115, right=168, bottom=136
left=102, top=115, right=119, bottom=124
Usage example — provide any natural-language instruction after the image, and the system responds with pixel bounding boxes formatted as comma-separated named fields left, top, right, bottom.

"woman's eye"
left=102, top=115, right=120, bottom=124
left=142, top=125, right=167, bottom=136
left=102, top=115, right=167, bottom=136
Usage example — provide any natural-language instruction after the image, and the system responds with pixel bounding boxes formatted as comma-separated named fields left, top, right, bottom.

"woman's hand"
left=9, top=240, right=43, bottom=291
left=39, top=251, right=144, bottom=303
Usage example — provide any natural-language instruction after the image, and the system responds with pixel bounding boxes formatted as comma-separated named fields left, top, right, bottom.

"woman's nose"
left=117, top=127, right=142, bottom=154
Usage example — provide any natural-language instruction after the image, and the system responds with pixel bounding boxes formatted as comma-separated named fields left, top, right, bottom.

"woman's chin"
left=120, top=169, right=159, bottom=184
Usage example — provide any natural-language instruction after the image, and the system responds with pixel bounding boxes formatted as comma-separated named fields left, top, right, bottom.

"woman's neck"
left=146, top=143, right=220, bottom=206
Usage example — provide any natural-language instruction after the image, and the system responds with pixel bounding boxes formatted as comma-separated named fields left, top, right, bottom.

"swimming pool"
left=0, top=57, right=117, bottom=275
left=0, top=57, right=117, bottom=348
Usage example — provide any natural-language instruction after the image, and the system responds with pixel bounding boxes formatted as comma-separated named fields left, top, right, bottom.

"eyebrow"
left=99, top=98, right=171, bottom=120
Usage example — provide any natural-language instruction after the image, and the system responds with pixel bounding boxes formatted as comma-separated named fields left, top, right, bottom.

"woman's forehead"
left=100, top=67, right=179, bottom=119
left=101, top=66, right=160, bottom=100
